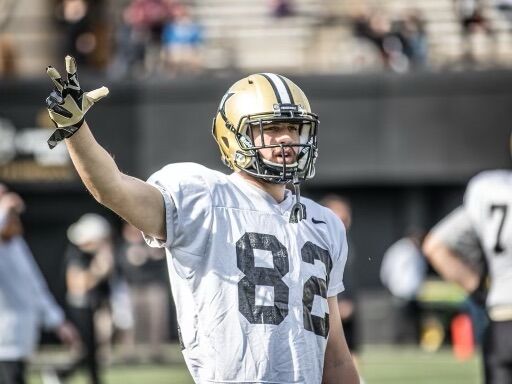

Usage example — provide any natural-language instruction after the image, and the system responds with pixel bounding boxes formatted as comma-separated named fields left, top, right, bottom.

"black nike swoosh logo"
left=312, top=218, right=327, bottom=224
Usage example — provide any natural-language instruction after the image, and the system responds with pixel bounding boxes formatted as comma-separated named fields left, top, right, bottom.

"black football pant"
left=60, top=306, right=102, bottom=384
left=483, top=320, right=512, bottom=384
left=0, top=361, right=25, bottom=384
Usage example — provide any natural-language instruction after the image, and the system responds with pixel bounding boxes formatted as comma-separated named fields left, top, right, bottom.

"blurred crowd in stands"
left=349, top=5, right=428, bottom=73
left=2, top=0, right=512, bottom=78
left=53, top=0, right=204, bottom=79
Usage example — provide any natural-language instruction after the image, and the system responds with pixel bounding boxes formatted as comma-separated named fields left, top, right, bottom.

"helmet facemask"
left=233, top=104, right=319, bottom=185
left=211, top=73, right=320, bottom=223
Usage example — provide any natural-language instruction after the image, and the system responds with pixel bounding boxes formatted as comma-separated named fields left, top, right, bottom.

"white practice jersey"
left=464, top=170, right=512, bottom=310
left=144, top=163, right=348, bottom=384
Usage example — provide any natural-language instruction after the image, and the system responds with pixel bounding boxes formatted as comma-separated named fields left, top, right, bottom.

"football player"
left=423, top=172, right=512, bottom=383
left=44, top=56, right=359, bottom=384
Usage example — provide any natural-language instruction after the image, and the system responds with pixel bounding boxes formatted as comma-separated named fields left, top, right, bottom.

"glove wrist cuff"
left=47, top=118, right=84, bottom=149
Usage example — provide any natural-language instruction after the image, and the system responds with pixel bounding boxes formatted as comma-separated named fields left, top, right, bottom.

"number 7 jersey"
left=144, top=163, right=348, bottom=384
left=464, top=170, right=512, bottom=312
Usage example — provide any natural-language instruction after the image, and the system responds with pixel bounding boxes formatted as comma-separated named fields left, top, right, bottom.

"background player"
left=423, top=169, right=512, bottom=384
left=44, top=56, right=359, bottom=384
left=0, top=184, right=80, bottom=384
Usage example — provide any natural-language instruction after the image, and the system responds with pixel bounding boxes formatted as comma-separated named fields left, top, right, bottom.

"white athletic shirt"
left=144, top=163, right=348, bottom=384
left=429, top=206, right=484, bottom=273
left=464, top=170, right=512, bottom=310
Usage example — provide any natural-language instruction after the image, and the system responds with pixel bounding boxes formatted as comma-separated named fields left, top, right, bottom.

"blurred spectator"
left=395, top=9, right=428, bottom=70
left=350, top=5, right=428, bottom=72
left=54, top=0, right=93, bottom=68
left=0, top=184, right=80, bottom=384
left=380, top=230, right=427, bottom=344
left=351, top=8, right=405, bottom=72
left=116, top=222, right=169, bottom=362
left=351, top=6, right=388, bottom=59
left=0, top=34, right=17, bottom=77
left=453, top=0, right=494, bottom=64
left=108, top=7, right=148, bottom=78
left=110, top=0, right=176, bottom=78
left=269, top=0, right=294, bottom=18
left=321, top=196, right=362, bottom=369
left=161, top=4, right=203, bottom=77
left=496, top=0, right=512, bottom=25
left=58, top=213, right=115, bottom=384
left=422, top=207, right=488, bottom=345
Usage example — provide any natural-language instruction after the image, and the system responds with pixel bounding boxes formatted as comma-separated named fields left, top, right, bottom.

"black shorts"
left=483, top=320, right=512, bottom=384
left=0, top=361, right=26, bottom=384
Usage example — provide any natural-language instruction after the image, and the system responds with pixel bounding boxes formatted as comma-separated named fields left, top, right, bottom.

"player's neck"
left=237, top=171, right=286, bottom=203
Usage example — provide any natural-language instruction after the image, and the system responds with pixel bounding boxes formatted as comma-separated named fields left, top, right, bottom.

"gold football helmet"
left=212, top=73, right=319, bottom=185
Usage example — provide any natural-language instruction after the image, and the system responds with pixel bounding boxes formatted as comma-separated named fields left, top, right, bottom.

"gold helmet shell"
left=212, top=73, right=319, bottom=183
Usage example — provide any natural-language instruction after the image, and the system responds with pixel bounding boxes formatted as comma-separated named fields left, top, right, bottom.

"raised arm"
left=45, top=56, right=165, bottom=240
left=66, top=123, right=165, bottom=239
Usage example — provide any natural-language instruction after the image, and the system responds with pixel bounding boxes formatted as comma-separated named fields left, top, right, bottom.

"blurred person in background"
left=350, top=6, right=412, bottom=73
left=496, top=0, right=512, bottom=25
left=0, top=35, right=17, bottom=78
left=161, top=4, right=203, bottom=77
left=0, top=184, right=80, bottom=384
left=453, top=0, right=494, bottom=65
left=394, top=9, right=428, bottom=70
left=380, top=229, right=427, bottom=344
left=321, top=195, right=364, bottom=380
left=116, top=221, right=169, bottom=363
left=110, top=0, right=176, bottom=78
left=0, top=0, right=17, bottom=78
left=54, top=0, right=109, bottom=70
left=350, top=6, right=390, bottom=68
left=350, top=4, right=428, bottom=73
left=423, top=207, right=488, bottom=346
left=269, top=0, right=294, bottom=18
left=423, top=168, right=512, bottom=384
left=58, top=213, right=115, bottom=384
left=56, top=0, right=92, bottom=66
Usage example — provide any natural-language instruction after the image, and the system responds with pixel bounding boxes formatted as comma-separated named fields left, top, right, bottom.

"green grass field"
left=29, top=344, right=482, bottom=384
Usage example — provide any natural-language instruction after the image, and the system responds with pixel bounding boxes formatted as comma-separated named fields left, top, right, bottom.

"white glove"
left=45, top=55, right=109, bottom=149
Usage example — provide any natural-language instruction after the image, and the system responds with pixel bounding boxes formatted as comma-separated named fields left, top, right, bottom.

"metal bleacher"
left=3, top=0, right=512, bottom=77
left=191, top=0, right=512, bottom=74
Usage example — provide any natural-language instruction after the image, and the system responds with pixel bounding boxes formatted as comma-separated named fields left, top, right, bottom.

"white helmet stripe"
left=262, top=73, right=292, bottom=104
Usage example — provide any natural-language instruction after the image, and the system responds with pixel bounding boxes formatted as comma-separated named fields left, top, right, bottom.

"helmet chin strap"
left=289, top=173, right=306, bottom=223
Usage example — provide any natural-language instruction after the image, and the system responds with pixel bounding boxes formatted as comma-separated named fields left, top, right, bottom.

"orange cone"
left=451, top=313, right=474, bottom=360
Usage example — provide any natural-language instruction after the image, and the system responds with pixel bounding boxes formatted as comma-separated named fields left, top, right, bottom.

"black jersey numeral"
left=236, top=233, right=289, bottom=325
left=490, top=204, right=508, bottom=254
left=301, top=242, right=333, bottom=338
left=236, top=233, right=333, bottom=337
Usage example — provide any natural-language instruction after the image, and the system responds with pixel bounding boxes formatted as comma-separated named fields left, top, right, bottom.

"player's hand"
left=55, top=320, right=82, bottom=352
left=0, top=192, right=25, bottom=214
left=45, top=55, right=109, bottom=149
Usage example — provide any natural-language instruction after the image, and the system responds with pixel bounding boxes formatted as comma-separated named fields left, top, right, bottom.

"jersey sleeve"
left=430, top=206, right=483, bottom=268
left=143, top=163, right=213, bottom=256
left=463, top=172, right=491, bottom=236
left=327, top=218, right=348, bottom=298
left=19, top=239, right=65, bottom=330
